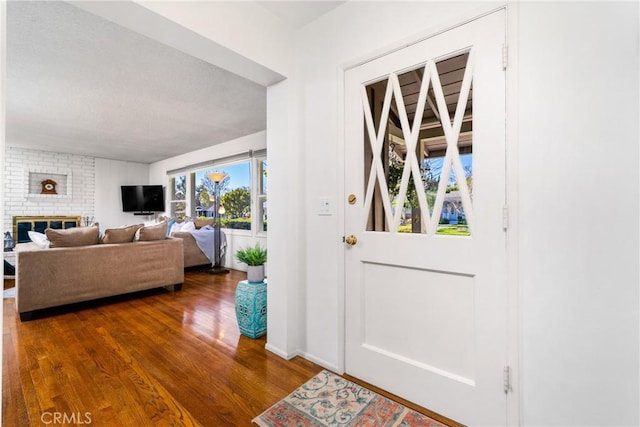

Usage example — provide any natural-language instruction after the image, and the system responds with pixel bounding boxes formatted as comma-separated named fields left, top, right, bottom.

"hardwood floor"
left=3, top=270, right=321, bottom=426
left=3, top=269, right=459, bottom=426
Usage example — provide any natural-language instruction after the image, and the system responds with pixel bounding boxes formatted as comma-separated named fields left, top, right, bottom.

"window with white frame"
left=169, top=175, right=187, bottom=219
left=166, top=150, right=266, bottom=234
left=256, top=157, right=267, bottom=233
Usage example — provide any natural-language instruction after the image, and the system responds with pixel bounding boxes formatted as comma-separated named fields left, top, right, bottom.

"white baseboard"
left=297, top=351, right=341, bottom=374
left=264, top=343, right=299, bottom=360
left=264, top=344, right=342, bottom=374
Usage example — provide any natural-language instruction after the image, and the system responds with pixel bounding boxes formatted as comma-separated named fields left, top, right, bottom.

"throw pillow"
left=194, top=218, right=214, bottom=229
left=27, top=231, right=50, bottom=249
left=138, top=221, right=168, bottom=241
left=166, top=218, right=176, bottom=237
left=169, top=221, right=182, bottom=235
left=100, top=224, right=143, bottom=244
left=45, top=224, right=100, bottom=248
left=180, top=221, right=196, bottom=233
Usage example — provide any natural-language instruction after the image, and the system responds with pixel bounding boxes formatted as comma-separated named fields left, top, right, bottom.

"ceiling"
left=7, top=1, right=344, bottom=164
left=256, top=1, right=346, bottom=28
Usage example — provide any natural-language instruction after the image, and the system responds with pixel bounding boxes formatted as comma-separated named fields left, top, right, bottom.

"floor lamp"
left=208, top=171, right=229, bottom=275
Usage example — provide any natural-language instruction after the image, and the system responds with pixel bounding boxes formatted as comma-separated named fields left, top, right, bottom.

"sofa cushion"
left=138, top=221, right=167, bottom=241
left=46, top=224, right=100, bottom=248
left=100, top=224, right=143, bottom=244
left=194, top=218, right=214, bottom=229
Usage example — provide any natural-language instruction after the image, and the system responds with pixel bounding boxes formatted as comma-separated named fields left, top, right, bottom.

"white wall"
left=517, top=2, right=639, bottom=425
left=148, top=131, right=266, bottom=184
left=149, top=131, right=267, bottom=272
left=94, top=158, right=150, bottom=230
left=294, top=1, right=639, bottom=425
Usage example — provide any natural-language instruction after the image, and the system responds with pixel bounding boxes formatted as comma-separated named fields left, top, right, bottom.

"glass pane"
left=461, top=153, right=473, bottom=201
left=396, top=174, right=422, bottom=234
left=436, top=165, right=470, bottom=236
left=195, top=162, right=252, bottom=230
left=260, top=197, right=267, bottom=232
left=364, top=77, right=391, bottom=232
left=422, top=157, right=441, bottom=216
left=432, top=53, right=473, bottom=236
left=435, top=53, right=470, bottom=126
left=390, top=72, right=414, bottom=232
left=260, top=160, right=268, bottom=195
left=188, top=173, right=197, bottom=218
left=170, top=175, right=186, bottom=200
left=171, top=201, right=187, bottom=220
left=258, top=159, right=267, bottom=233
left=388, top=135, right=409, bottom=231
left=396, top=65, right=442, bottom=233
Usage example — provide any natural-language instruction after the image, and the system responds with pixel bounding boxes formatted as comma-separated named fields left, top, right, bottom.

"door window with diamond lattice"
left=363, top=52, right=473, bottom=236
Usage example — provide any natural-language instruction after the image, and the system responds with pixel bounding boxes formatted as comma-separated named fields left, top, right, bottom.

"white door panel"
left=344, top=10, right=507, bottom=426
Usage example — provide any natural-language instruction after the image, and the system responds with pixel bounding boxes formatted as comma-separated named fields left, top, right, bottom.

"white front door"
left=344, top=10, right=508, bottom=426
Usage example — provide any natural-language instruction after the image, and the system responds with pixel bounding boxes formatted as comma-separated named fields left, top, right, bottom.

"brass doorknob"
left=345, top=235, right=358, bottom=246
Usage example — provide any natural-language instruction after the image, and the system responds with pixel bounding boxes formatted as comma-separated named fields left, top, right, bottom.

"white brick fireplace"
left=4, top=147, right=96, bottom=236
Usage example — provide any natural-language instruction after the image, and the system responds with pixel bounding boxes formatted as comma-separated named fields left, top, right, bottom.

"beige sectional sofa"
left=15, top=227, right=184, bottom=321
left=166, top=217, right=216, bottom=268
left=171, top=231, right=211, bottom=268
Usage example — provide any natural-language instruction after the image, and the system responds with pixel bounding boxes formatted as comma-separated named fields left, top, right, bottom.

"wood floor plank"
left=2, top=303, right=29, bottom=426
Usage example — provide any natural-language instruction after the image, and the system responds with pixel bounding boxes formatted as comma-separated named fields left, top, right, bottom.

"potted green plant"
left=235, top=243, right=267, bottom=283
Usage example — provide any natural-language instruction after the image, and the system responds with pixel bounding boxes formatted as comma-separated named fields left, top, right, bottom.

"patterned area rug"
left=253, top=370, right=445, bottom=427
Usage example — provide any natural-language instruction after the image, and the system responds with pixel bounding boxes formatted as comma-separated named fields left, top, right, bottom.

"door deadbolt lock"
left=344, top=235, right=358, bottom=246
left=348, top=194, right=357, bottom=205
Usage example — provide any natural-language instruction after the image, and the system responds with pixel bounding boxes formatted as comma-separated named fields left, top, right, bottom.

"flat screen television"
left=121, top=185, right=165, bottom=214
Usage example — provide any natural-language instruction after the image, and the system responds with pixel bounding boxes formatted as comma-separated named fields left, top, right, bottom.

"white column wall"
left=517, top=2, right=639, bottom=425
left=265, top=80, right=304, bottom=358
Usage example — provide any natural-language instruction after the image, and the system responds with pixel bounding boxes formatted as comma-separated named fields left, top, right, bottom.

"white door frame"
left=335, top=4, right=520, bottom=425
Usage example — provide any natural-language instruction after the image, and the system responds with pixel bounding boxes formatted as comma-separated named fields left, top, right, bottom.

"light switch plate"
left=318, top=197, right=331, bottom=216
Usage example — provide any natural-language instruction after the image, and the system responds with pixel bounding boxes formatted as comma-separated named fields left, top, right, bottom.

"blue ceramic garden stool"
left=235, top=280, right=267, bottom=339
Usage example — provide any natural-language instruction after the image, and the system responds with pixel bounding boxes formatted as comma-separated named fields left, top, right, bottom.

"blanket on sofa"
left=189, top=226, right=226, bottom=264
